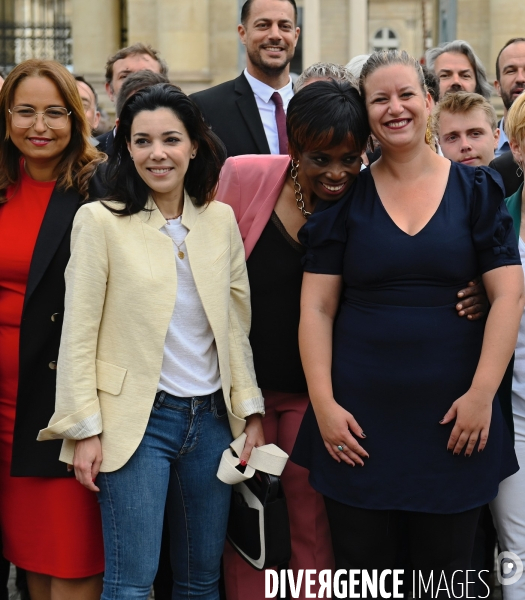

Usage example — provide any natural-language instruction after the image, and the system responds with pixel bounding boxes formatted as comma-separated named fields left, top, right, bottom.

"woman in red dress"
left=0, top=60, right=105, bottom=599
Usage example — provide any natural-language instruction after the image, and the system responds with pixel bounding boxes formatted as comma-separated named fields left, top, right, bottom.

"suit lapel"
left=243, top=157, right=290, bottom=259
left=235, top=74, right=271, bottom=154
left=24, top=186, right=79, bottom=306
left=182, top=199, right=227, bottom=337
left=105, top=130, right=115, bottom=156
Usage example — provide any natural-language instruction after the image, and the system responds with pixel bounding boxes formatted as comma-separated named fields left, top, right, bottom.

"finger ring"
left=337, top=445, right=345, bottom=452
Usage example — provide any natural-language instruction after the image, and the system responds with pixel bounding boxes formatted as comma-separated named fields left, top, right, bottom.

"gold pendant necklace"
left=172, top=239, right=185, bottom=260
left=165, top=217, right=185, bottom=259
left=290, top=160, right=311, bottom=219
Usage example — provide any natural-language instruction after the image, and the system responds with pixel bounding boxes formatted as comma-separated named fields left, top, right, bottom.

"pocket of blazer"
left=96, top=359, right=127, bottom=396
left=217, top=432, right=289, bottom=485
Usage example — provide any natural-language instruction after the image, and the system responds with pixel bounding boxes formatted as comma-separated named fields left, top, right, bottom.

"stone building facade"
left=69, top=0, right=434, bottom=114
left=2, top=0, right=525, bottom=116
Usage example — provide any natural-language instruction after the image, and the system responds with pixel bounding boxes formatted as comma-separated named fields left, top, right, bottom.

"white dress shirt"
left=496, top=117, right=510, bottom=157
left=244, top=69, right=294, bottom=155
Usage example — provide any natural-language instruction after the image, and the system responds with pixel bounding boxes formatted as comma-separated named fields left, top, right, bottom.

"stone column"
left=155, top=0, right=211, bottom=93
left=209, top=0, right=240, bottom=87
left=127, top=0, right=159, bottom=49
left=71, top=0, right=120, bottom=75
left=348, top=0, right=368, bottom=60
left=456, top=0, right=490, bottom=75
left=303, top=0, right=321, bottom=67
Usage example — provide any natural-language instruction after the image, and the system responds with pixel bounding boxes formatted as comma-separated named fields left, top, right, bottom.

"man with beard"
left=494, top=38, right=525, bottom=157
left=426, top=40, right=492, bottom=100
left=191, top=0, right=300, bottom=157
left=489, top=38, right=525, bottom=195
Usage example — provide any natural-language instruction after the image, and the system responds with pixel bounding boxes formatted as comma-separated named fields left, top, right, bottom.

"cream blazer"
left=38, top=192, right=264, bottom=472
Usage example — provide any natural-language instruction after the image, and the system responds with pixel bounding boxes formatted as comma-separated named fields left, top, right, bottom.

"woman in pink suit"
left=216, top=80, right=487, bottom=600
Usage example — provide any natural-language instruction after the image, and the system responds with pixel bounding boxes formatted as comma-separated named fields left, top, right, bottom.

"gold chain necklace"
left=172, top=238, right=185, bottom=260
left=290, top=160, right=311, bottom=219
left=165, top=218, right=186, bottom=259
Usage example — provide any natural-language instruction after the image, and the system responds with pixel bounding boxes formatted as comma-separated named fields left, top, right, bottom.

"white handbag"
left=217, top=434, right=291, bottom=570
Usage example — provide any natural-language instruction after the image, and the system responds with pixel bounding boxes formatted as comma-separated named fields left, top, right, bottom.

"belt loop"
left=154, top=390, right=166, bottom=409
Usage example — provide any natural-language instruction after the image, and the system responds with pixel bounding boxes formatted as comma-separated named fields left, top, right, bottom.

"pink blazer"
left=215, top=154, right=291, bottom=259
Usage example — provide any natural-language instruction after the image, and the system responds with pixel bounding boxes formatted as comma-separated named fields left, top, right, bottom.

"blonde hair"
left=505, top=91, right=525, bottom=146
left=432, top=91, right=497, bottom=138
left=0, top=59, right=105, bottom=202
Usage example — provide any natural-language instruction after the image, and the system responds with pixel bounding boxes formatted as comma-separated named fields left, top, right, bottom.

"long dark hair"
left=287, top=80, right=370, bottom=157
left=104, top=83, right=226, bottom=215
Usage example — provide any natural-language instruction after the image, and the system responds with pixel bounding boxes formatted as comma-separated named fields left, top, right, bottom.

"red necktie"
left=271, top=91, right=288, bottom=155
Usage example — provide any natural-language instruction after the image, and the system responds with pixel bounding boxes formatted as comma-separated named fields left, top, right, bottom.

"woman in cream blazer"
left=39, top=83, right=264, bottom=600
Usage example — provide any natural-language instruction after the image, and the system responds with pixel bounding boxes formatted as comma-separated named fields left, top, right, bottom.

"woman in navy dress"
left=293, top=50, right=524, bottom=594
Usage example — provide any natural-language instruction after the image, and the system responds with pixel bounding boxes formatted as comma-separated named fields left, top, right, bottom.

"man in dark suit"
left=97, top=42, right=168, bottom=156
left=493, top=37, right=525, bottom=158
left=191, top=0, right=300, bottom=157
left=489, top=150, right=523, bottom=196
left=489, top=39, right=525, bottom=195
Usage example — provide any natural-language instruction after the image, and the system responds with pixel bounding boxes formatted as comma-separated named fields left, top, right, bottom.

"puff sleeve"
left=471, top=166, right=521, bottom=274
left=298, top=197, right=350, bottom=275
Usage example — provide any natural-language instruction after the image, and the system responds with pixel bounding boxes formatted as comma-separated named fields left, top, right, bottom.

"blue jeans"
left=97, top=390, right=233, bottom=600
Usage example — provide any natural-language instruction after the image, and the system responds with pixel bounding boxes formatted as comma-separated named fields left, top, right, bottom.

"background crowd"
left=1, top=0, right=525, bottom=599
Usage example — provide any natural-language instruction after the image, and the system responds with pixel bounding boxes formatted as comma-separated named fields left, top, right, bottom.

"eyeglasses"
left=8, top=106, right=71, bottom=129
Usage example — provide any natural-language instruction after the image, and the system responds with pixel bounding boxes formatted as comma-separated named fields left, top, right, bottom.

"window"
left=372, top=28, right=400, bottom=52
left=0, top=0, right=72, bottom=72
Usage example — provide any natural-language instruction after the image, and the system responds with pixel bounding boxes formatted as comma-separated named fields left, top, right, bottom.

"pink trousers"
left=223, top=390, right=334, bottom=600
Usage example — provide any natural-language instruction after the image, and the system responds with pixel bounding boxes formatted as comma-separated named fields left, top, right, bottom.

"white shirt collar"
left=244, top=68, right=293, bottom=104
left=497, top=116, right=509, bottom=151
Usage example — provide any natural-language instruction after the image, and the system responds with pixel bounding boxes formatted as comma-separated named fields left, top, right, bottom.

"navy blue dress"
left=292, top=163, right=520, bottom=514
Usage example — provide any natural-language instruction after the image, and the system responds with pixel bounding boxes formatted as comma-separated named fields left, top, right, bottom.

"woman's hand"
left=69, top=435, right=103, bottom=492
left=456, top=278, right=488, bottom=320
left=239, top=414, right=265, bottom=465
left=314, top=400, right=368, bottom=466
left=440, top=388, right=493, bottom=456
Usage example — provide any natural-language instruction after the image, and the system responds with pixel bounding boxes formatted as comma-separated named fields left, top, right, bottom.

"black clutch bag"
left=227, top=471, right=291, bottom=570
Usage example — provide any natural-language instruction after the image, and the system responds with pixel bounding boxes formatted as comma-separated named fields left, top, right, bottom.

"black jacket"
left=96, top=129, right=115, bottom=157
left=10, top=185, right=82, bottom=477
left=489, top=150, right=523, bottom=197
left=190, top=73, right=271, bottom=157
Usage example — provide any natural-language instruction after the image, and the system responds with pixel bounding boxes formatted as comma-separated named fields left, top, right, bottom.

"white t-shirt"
left=157, top=217, right=221, bottom=397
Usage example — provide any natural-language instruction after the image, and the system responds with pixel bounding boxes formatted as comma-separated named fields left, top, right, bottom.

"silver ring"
left=337, top=445, right=344, bottom=452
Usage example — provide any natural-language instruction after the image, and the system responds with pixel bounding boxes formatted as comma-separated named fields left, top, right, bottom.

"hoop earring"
left=425, top=116, right=433, bottom=146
